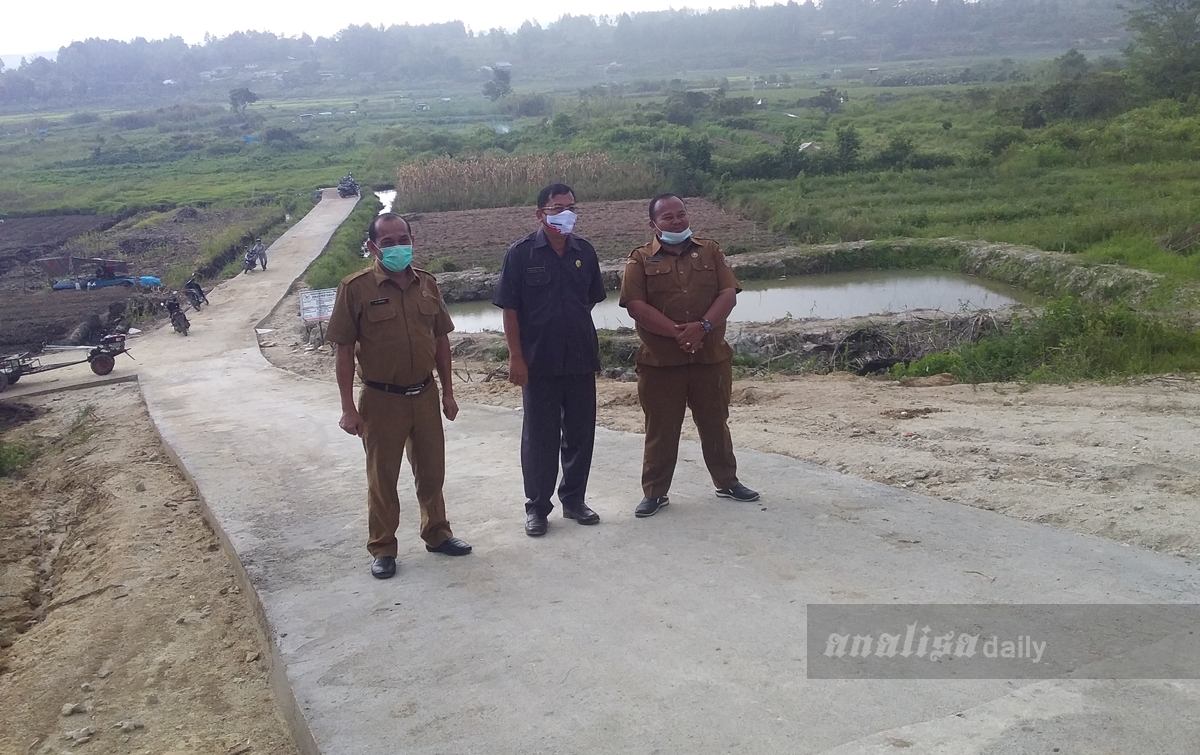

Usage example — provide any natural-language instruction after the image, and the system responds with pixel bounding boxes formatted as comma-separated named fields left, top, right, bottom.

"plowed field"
left=405, top=197, right=787, bottom=269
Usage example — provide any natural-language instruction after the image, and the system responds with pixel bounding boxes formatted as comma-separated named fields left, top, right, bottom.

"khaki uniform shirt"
left=619, top=237, right=740, bottom=367
left=325, top=261, right=454, bottom=386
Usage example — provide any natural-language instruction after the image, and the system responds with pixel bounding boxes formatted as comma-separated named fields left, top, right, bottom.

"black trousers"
left=521, top=373, right=597, bottom=516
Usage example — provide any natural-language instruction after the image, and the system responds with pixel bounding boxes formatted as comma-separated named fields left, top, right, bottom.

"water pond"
left=447, top=268, right=1034, bottom=332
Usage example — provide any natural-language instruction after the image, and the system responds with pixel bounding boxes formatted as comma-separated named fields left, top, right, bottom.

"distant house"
left=494, top=61, right=512, bottom=69
left=414, top=103, right=430, bottom=111
left=162, top=79, right=176, bottom=85
left=299, top=114, right=314, bottom=124
left=440, top=97, right=451, bottom=102
left=799, top=142, right=821, bottom=152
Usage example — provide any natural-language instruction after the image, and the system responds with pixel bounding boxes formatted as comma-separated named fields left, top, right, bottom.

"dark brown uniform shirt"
left=619, top=237, right=740, bottom=367
left=325, top=261, right=454, bottom=386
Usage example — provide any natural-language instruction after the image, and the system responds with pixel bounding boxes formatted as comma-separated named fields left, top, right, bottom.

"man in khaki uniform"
left=326, top=213, right=472, bottom=579
left=619, top=194, right=760, bottom=517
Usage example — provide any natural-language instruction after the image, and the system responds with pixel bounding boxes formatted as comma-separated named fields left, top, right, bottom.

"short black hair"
left=537, top=183, right=575, bottom=209
left=368, top=212, right=411, bottom=243
left=649, top=193, right=685, bottom=221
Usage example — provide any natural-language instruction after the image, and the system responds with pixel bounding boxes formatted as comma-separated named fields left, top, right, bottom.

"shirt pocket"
left=525, top=267, right=552, bottom=287
left=644, top=263, right=676, bottom=294
left=417, top=297, right=441, bottom=317
left=365, top=304, right=398, bottom=323
left=690, top=256, right=719, bottom=296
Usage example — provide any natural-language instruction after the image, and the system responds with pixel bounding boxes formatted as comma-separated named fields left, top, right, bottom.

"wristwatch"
left=700, top=318, right=713, bottom=333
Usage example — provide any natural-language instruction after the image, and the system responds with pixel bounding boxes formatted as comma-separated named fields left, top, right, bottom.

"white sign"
left=300, top=287, right=338, bottom=324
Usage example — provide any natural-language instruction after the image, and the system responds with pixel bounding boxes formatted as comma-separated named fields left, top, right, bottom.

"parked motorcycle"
left=164, top=297, right=190, bottom=336
left=338, top=173, right=359, bottom=198
left=184, top=277, right=209, bottom=311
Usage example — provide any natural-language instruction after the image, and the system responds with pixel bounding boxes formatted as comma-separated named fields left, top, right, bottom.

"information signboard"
left=300, top=287, right=338, bottom=324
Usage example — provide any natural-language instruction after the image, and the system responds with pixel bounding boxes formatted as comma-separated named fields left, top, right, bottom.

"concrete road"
left=10, top=189, right=1200, bottom=754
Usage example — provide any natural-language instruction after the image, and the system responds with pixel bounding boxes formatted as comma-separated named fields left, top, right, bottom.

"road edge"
left=136, top=374, right=322, bottom=755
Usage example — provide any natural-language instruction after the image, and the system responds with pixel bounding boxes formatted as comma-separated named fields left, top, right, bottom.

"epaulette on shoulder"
left=341, top=267, right=374, bottom=285
left=628, top=242, right=654, bottom=258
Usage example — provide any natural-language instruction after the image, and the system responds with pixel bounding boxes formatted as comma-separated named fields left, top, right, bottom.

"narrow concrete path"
left=21, top=190, right=1200, bottom=753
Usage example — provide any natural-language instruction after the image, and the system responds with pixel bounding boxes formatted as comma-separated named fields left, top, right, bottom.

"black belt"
left=363, top=376, right=432, bottom=395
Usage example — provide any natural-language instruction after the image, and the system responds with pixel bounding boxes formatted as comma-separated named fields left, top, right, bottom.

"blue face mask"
left=657, top=227, right=693, bottom=246
left=379, top=244, right=413, bottom=272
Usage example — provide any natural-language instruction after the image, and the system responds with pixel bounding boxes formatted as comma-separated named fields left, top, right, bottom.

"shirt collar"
left=650, top=236, right=694, bottom=257
left=534, top=226, right=581, bottom=253
left=370, top=259, right=417, bottom=289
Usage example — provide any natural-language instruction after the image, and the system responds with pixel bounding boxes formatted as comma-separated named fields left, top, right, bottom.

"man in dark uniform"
left=619, top=194, right=759, bottom=517
left=493, top=183, right=607, bottom=537
left=327, top=212, right=472, bottom=579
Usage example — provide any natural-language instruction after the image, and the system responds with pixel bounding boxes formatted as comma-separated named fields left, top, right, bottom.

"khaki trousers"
left=636, top=359, right=739, bottom=498
left=359, top=382, right=453, bottom=557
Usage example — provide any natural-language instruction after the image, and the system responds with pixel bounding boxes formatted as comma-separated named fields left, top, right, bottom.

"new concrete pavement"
left=5, top=190, right=1199, bottom=754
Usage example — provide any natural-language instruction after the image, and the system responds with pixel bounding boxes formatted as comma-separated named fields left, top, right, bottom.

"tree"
left=1124, top=0, right=1200, bottom=98
left=835, top=124, right=860, bottom=172
left=229, top=87, right=259, bottom=115
left=483, top=68, right=512, bottom=99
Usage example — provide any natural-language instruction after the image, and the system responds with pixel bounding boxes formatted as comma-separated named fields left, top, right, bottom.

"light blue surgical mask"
left=379, top=244, right=413, bottom=272
left=657, top=227, right=693, bottom=246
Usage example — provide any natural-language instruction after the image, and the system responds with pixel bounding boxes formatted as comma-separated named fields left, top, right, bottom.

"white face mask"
left=544, top=209, right=577, bottom=235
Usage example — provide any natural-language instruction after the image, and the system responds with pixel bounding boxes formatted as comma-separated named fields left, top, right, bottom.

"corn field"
left=394, top=153, right=661, bottom=212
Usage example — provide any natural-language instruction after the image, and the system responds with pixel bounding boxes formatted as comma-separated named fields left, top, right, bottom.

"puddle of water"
left=375, top=190, right=396, bottom=214
left=447, top=269, right=1034, bottom=333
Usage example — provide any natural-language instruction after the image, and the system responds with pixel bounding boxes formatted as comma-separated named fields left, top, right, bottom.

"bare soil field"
left=0, top=215, right=122, bottom=274
left=405, top=197, right=788, bottom=270
left=0, top=207, right=267, bottom=354
left=0, top=383, right=299, bottom=755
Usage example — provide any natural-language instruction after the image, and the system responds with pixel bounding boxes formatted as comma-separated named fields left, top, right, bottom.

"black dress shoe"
left=426, top=536, right=472, bottom=556
left=562, top=503, right=600, bottom=525
left=635, top=495, right=670, bottom=518
left=525, top=510, right=548, bottom=537
left=715, top=482, right=760, bottom=502
left=370, top=556, right=396, bottom=579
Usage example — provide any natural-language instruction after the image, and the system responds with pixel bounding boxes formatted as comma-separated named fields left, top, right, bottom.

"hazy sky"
left=2, top=0, right=750, bottom=58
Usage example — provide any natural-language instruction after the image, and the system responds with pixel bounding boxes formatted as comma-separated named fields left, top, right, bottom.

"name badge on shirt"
left=369, top=298, right=389, bottom=306
left=645, top=255, right=663, bottom=263
left=527, top=265, right=546, bottom=273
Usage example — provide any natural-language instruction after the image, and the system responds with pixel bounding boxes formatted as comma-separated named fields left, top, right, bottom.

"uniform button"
left=683, top=289, right=687, bottom=293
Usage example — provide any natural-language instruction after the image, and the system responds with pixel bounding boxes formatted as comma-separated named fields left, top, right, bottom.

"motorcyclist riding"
left=184, top=275, right=209, bottom=310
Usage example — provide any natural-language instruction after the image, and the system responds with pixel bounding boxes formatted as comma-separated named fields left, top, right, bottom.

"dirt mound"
left=172, top=206, right=201, bottom=222
left=0, top=402, right=43, bottom=432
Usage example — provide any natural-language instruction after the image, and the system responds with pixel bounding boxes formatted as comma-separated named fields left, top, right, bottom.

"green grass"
left=0, top=440, right=35, bottom=477
left=894, top=297, right=1200, bottom=383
